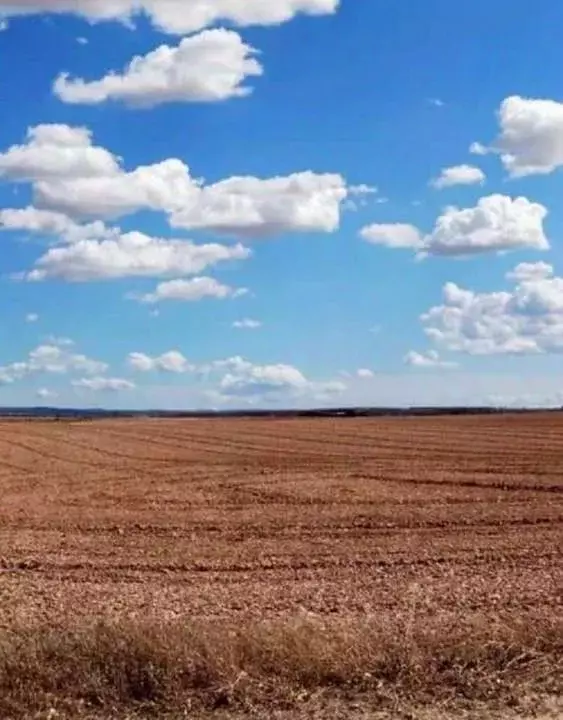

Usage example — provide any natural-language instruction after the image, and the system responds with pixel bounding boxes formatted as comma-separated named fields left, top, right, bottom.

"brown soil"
left=0, top=414, right=561, bottom=718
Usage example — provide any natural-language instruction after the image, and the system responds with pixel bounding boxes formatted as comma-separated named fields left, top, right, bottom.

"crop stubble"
left=0, top=413, right=561, bottom=629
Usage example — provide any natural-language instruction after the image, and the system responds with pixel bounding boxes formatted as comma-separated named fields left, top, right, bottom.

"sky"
left=1, top=0, right=563, bottom=410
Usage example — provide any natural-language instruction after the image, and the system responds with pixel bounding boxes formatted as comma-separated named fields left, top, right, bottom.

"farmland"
left=0, top=413, right=562, bottom=719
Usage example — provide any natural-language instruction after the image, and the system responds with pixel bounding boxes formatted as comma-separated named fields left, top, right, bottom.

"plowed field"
left=1, top=413, right=561, bottom=628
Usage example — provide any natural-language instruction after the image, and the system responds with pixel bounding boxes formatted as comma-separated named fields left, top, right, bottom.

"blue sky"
left=1, top=0, right=563, bottom=409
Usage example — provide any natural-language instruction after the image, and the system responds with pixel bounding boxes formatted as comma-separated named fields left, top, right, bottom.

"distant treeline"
left=0, top=406, right=561, bottom=420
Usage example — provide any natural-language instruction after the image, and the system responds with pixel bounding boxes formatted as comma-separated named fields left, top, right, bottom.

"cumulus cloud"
left=233, top=318, right=261, bottom=329
left=72, top=376, right=135, bottom=392
left=0, top=126, right=358, bottom=238
left=360, top=223, right=422, bottom=249
left=35, top=157, right=200, bottom=220
left=54, top=29, right=263, bottom=107
left=0, top=206, right=115, bottom=243
left=128, top=350, right=192, bottom=373
left=23, top=232, right=250, bottom=282
left=127, top=352, right=345, bottom=404
left=361, top=195, right=549, bottom=257
left=506, top=261, right=554, bottom=283
left=404, top=350, right=458, bottom=369
left=0, top=126, right=204, bottom=219
left=220, top=362, right=308, bottom=397
left=430, top=164, right=485, bottom=189
left=475, top=96, right=563, bottom=177
left=169, top=171, right=353, bottom=237
left=0, top=0, right=340, bottom=34
left=211, top=356, right=345, bottom=401
left=0, top=124, right=119, bottom=182
left=25, top=313, right=39, bottom=323
left=28, top=343, right=107, bottom=375
left=422, top=195, right=548, bottom=256
left=0, top=339, right=107, bottom=385
left=136, top=277, right=245, bottom=304
left=422, top=262, right=563, bottom=355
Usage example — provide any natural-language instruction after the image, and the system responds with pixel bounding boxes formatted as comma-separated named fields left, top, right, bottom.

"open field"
left=0, top=414, right=562, bottom=718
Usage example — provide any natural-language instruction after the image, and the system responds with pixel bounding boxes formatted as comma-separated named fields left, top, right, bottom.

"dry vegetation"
left=0, top=414, right=561, bottom=719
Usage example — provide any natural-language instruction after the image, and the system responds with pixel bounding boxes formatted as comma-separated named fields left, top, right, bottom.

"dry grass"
left=1, top=614, right=561, bottom=719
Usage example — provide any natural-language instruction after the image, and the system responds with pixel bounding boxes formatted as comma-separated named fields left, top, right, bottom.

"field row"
left=0, top=415, right=561, bottom=627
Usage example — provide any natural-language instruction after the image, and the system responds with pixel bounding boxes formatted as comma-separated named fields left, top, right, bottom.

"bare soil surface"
left=1, top=414, right=561, bottom=627
left=0, top=414, right=561, bottom=718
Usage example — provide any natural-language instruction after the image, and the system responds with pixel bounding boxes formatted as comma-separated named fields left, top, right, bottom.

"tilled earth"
left=0, top=414, right=561, bottom=627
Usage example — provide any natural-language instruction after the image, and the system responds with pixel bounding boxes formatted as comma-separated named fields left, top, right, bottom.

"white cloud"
left=344, top=183, right=379, bottom=211
left=125, top=372, right=563, bottom=410
left=233, top=318, right=261, bottom=329
left=430, top=164, right=485, bottom=189
left=361, top=195, right=549, bottom=257
left=219, top=360, right=307, bottom=397
left=128, top=350, right=192, bottom=373
left=76, top=36, right=88, bottom=44
left=28, top=343, right=107, bottom=375
left=25, top=313, right=39, bottom=323
left=0, top=126, right=200, bottom=220
left=360, top=223, right=422, bottom=249
left=212, top=356, right=345, bottom=401
left=1, top=126, right=358, bottom=238
left=72, top=376, right=135, bottom=392
left=506, top=261, right=554, bottom=283
left=169, top=171, right=353, bottom=237
left=0, top=124, right=119, bottom=182
left=146, top=0, right=340, bottom=33
left=24, top=231, right=250, bottom=282
left=0, top=206, right=115, bottom=243
left=0, top=339, right=107, bottom=385
left=124, top=351, right=346, bottom=405
left=35, top=157, right=200, bottom=220
left=0, top=0, right=340, bottom=34
left=356, top=368, right=374, bottom=378
left=54, top=29, right=263, bottom=108
left=404, top=350, right=458, bottom=369
left=469, top=141, right=489, bottom=156
left=349, top=184, right=378, bottom=197
left=0, top=18, right=8, bottom=30
left=37, top=388, right=58, bottom=401
left=428, top=98, right=445, bottom=107
left=476, top=96, right=563, bottom=177
left=0, top=0, right=136, bottom=23
left=422, top=262, right=563, bottom=355
left=136, top=277, right=245, bottom=304
left=422, top=195, right=548, bottom=256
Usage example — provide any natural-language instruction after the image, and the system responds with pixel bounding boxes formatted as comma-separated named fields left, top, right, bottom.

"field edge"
left=1, top=614, right=560, bottom=720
